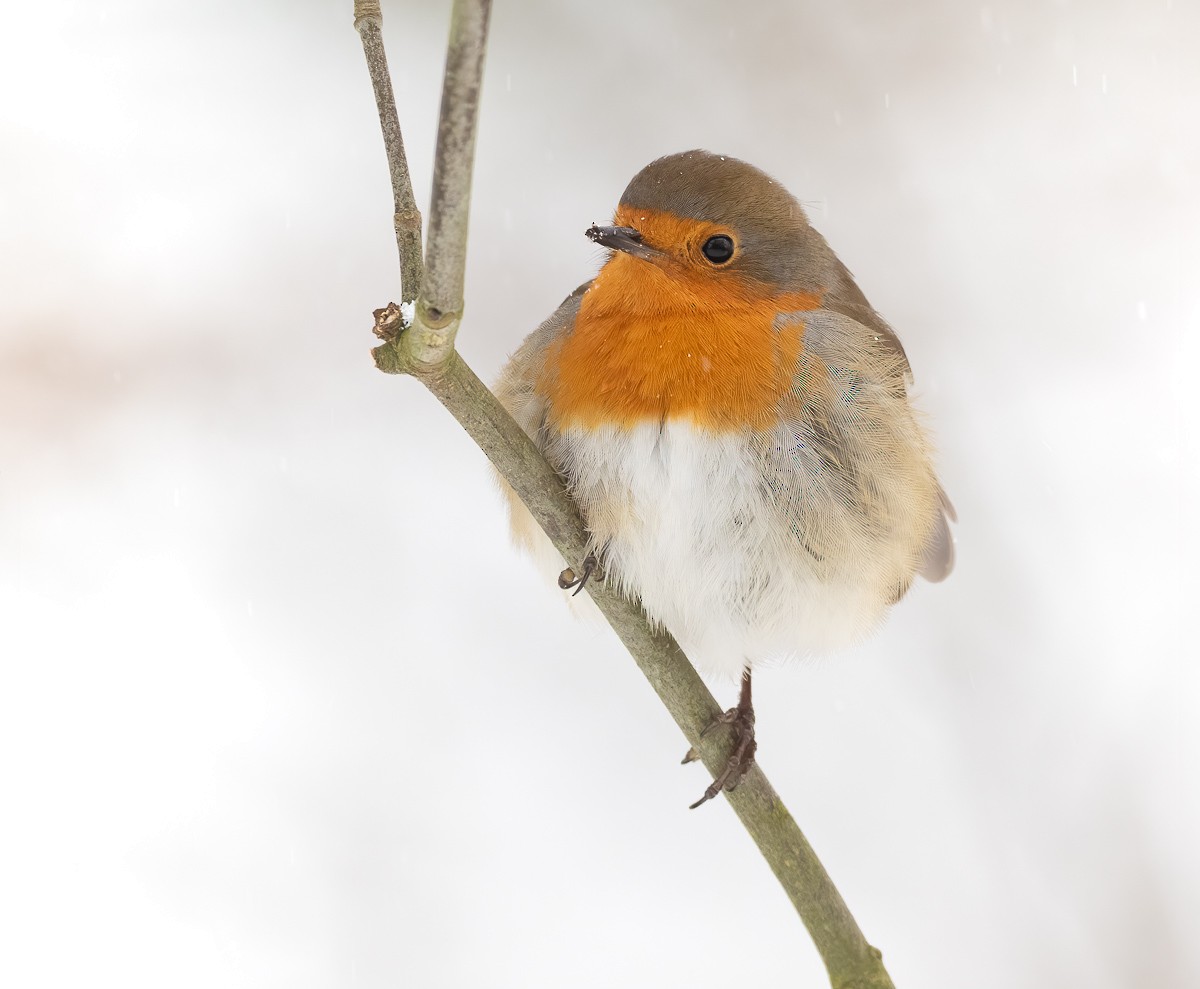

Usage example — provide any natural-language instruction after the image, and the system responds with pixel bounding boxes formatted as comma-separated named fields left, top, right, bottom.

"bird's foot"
left=557, top=553, right=597, bottom=596
left=682, top=671, right=757, bottom=809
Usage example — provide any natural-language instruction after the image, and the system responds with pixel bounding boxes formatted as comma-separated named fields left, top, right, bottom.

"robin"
left=495, top=150, right=954, bottom=808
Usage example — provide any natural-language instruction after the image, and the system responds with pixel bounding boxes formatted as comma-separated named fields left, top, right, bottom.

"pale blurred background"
left=1, top=1, right=1196, bottom=986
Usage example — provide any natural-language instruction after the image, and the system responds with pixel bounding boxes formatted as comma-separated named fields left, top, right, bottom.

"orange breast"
left=541, top=251, right=820, bottom=432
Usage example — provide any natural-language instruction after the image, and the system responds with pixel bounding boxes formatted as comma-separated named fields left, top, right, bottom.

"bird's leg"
left=683, top=669, right=758, bottom=809
left=557, top=552, right=597, bottom=597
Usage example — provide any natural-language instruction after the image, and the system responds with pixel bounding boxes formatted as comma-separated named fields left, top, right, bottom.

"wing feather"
left=763, top=307, right=954, bottom=590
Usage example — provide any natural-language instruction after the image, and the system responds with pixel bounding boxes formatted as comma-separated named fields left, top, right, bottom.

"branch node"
left=418, top=301, right=458, bottom=330
left=353, top=0, right=382, bottom=30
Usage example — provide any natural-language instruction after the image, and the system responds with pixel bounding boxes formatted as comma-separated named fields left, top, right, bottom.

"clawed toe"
left=687, top=707, right=756, bottom=809
left=685, top=670, right=758, bottom=809
left=557, top=552, right=597, bottom=596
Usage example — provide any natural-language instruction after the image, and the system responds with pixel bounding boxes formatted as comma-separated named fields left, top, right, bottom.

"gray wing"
left=819, top=284, right=956, bottom=581
left=769, top=307, right=955, bottom=587
left=822, top=298, right=912, bottom=386
left=822, top=262, right=913, bottom=387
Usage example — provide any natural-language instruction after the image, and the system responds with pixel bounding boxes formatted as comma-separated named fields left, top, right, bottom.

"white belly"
left=550, top=420, right=890, bottom=678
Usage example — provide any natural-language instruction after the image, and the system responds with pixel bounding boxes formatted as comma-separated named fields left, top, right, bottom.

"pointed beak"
left=585, top=224, right=662, bottom=261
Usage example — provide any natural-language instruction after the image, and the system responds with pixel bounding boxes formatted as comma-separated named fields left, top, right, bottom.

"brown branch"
left=354, top=0, right=423, bottom=303
left=356, top=3, right=897, bottom=986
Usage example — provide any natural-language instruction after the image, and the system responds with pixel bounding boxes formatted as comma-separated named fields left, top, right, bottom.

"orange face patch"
left=541, top=208, right=821, bottom=431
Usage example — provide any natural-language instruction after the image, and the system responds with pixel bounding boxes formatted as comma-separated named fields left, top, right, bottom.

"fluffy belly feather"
left=548, top=420, right=892, bottom=678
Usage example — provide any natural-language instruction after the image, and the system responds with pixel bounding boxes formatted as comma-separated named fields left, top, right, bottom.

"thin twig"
left=400, top=0, right=491, bottom=366
left=354, top=0, right=424, bottom=303
left=356, top=3, right=897, bottom=986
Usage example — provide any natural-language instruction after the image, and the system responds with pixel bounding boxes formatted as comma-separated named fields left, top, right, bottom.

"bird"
left=494, top=150, right=954, bottom=808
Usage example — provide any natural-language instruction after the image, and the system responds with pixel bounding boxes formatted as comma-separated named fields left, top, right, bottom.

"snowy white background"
left=2, top=1, right=1196, bottom=986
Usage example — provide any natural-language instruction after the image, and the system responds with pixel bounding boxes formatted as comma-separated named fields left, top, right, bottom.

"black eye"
left=702, top=234, right=735, bottom=264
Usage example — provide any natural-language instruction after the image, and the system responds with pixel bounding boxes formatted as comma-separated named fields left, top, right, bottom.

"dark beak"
left=585, top=224, right=661, bottom=260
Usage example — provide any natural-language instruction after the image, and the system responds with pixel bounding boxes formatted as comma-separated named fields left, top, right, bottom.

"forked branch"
left=354, top=3, right=897, bottom=987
